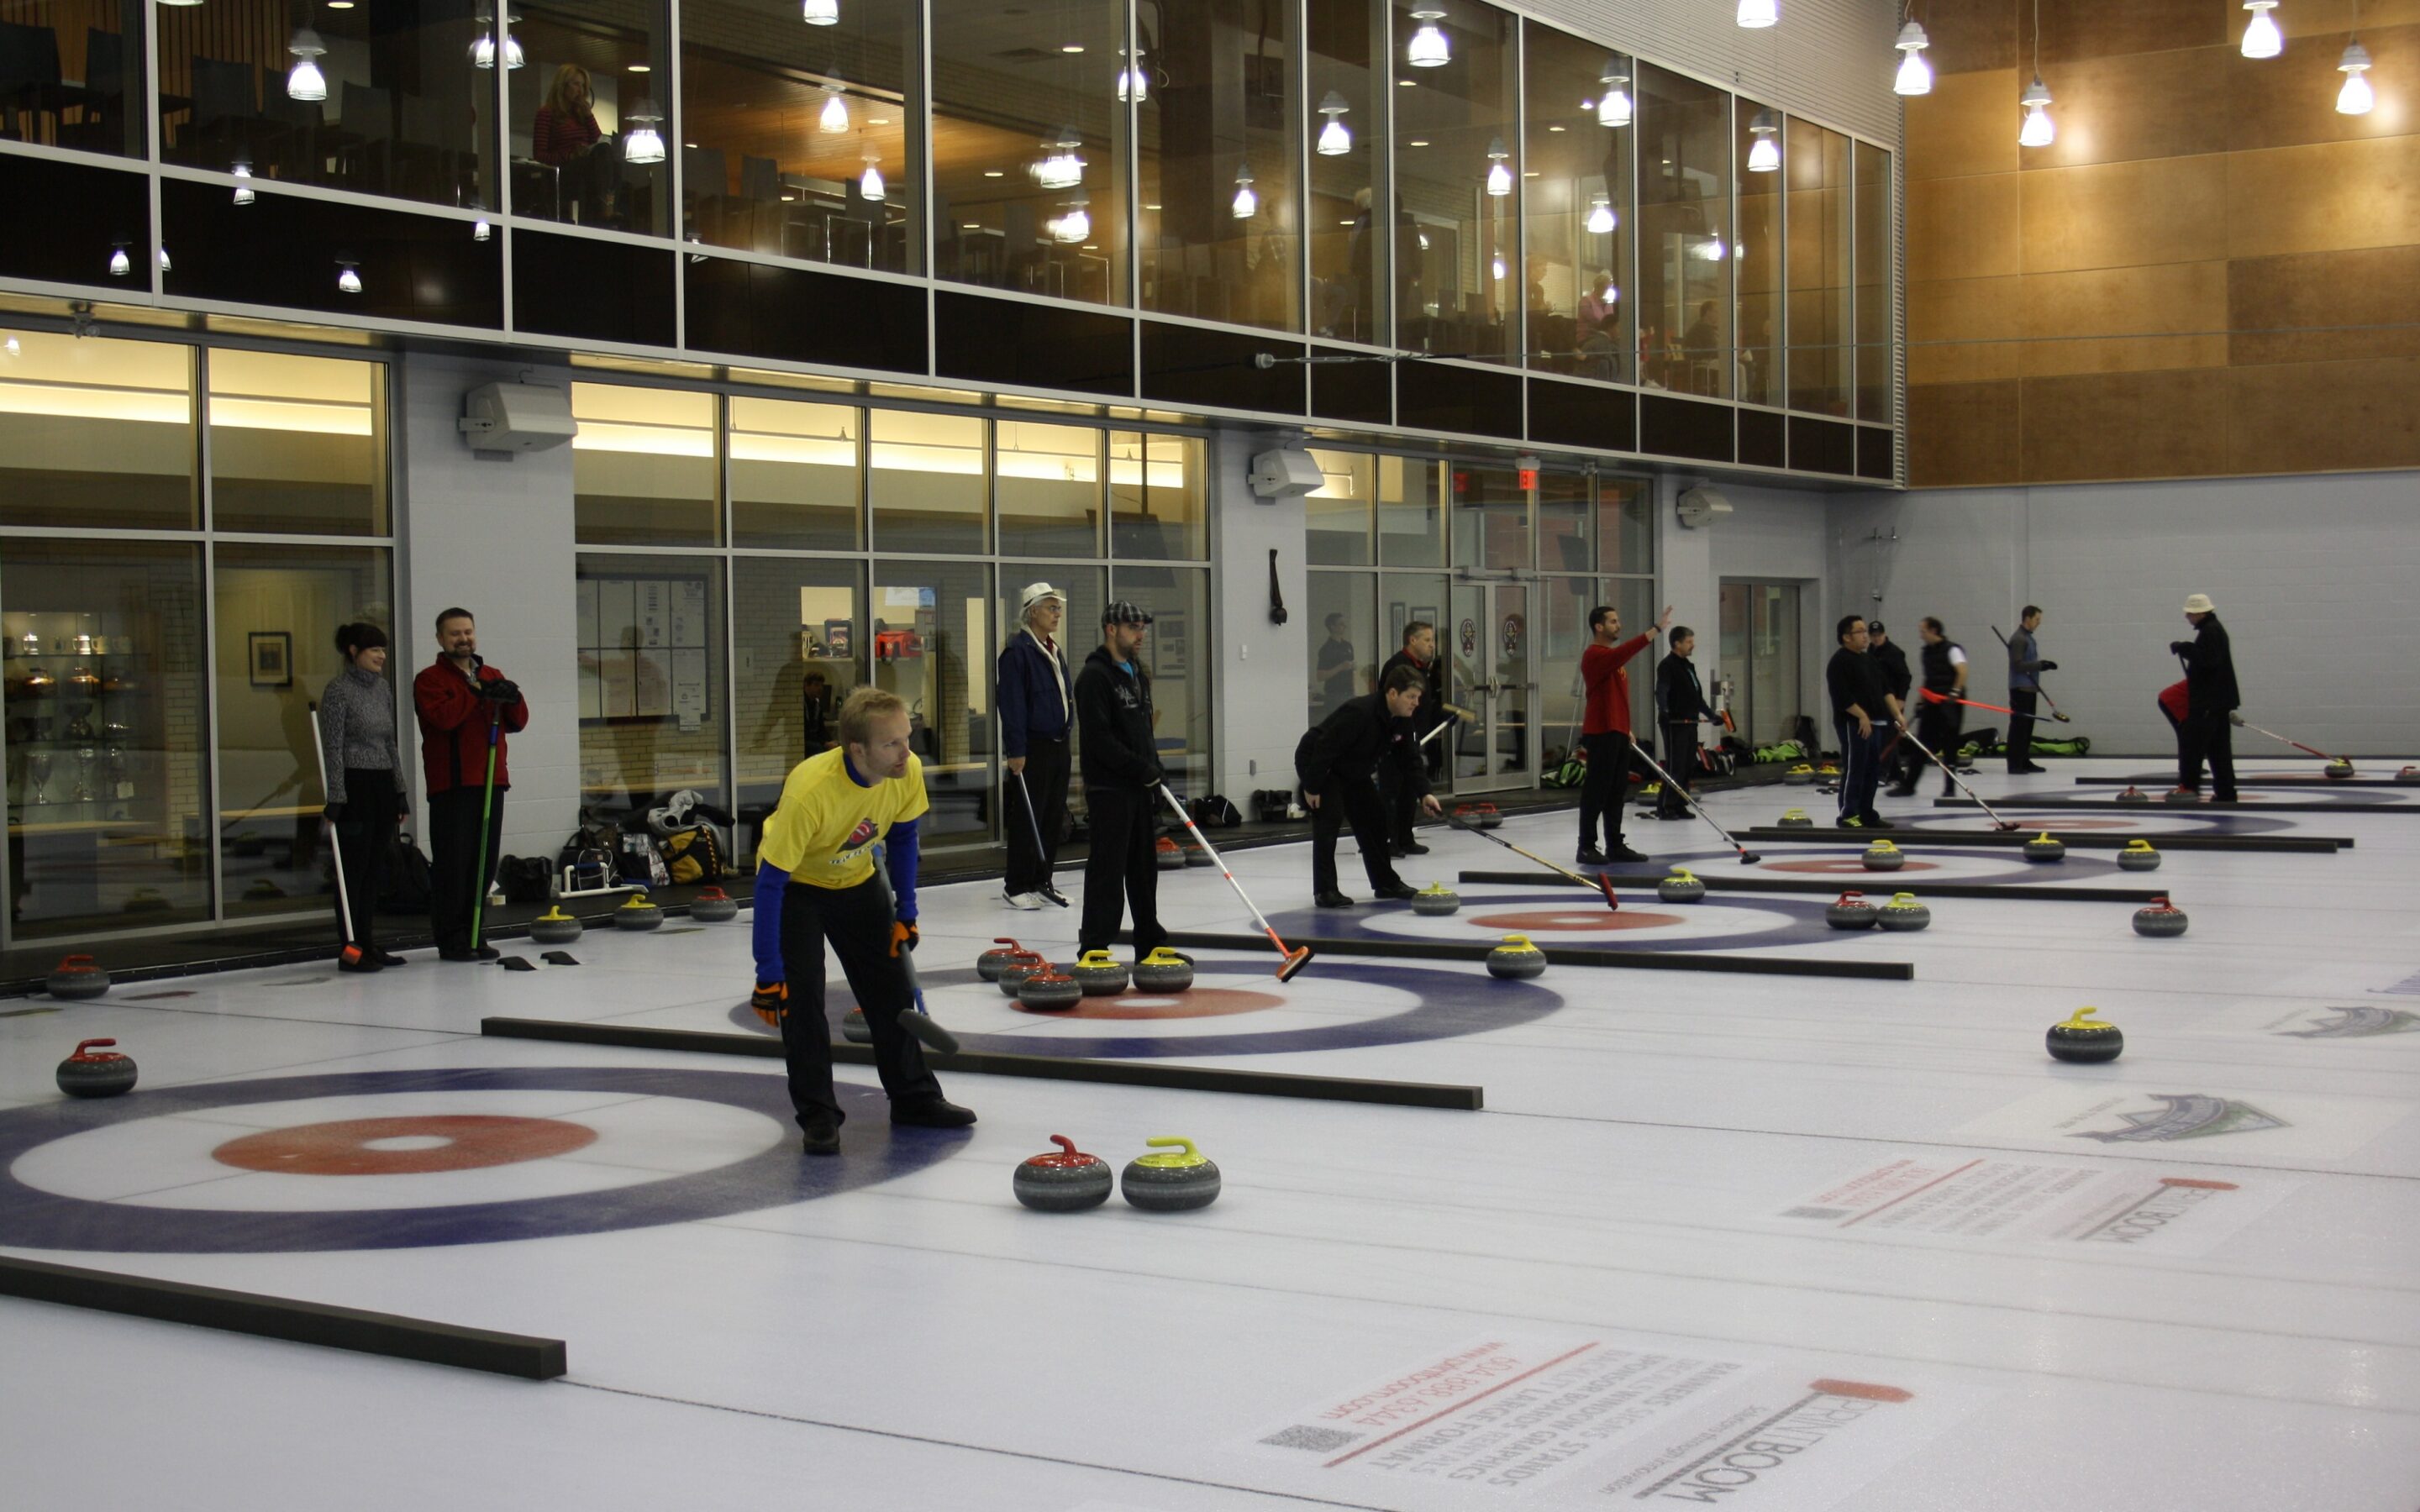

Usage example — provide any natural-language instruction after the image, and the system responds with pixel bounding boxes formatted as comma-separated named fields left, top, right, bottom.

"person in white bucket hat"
left=2168, top=593, right=2238, bottom=801
left=997, top=581, right=1074, bottom=909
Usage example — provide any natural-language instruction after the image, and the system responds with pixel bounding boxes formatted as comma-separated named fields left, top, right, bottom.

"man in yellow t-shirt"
left=750, top=687, right=974, bottom=1155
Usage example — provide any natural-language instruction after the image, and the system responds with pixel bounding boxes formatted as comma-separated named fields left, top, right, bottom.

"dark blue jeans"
left=1834, top=720, right=1889, bottom=823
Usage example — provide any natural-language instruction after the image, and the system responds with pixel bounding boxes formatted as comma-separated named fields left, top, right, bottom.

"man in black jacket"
left=2170, top=593, right=2239, bottom=802
left=1652, top=627, right=1719, bottom=818
left=1297, top=665, right=1441, bottom=907
left=1892, top=617, right=1969, bottom=796
left=1376, top=620, right=1446, bottom=856
left=1827, top=616, right=1902, bottom=831
left=1075, top=601, right=1170, bottom=961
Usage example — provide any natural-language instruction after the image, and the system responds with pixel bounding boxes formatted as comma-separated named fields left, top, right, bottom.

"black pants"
left=1578, top=732, right=1634, bottom=850
left=1834, top=719, right=1888, bottom=823
left=2179, top=708, right=2238, bottom=801
left=330, top=767, right=397, bottom=954
left=1004, top=736, right=1070, bottom=895
left=1078, top=784, right=1164, bottom=958
left=1312, top=776, right=1400, bottom=895
left=2006, top=690, right=2039, bottom=770
left=1380, top=758, right=1417, bottom=850
left=427, top=785, right=506, bottom=952
left=1903, top=702, right=1964, bottom=793
left=774, top=874, right=944, bottom=1131
left=1656, top=725, right=1698, bottom=816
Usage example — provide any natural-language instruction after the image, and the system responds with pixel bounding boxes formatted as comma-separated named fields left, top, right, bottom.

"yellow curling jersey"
left=756, top=748, right=929, bottom=890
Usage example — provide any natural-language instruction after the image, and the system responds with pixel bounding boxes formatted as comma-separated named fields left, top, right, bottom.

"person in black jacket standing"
left=1827, top=616, right=1902, bottom=831
left=1652, top=627, right=1719, bottom=819
left=997, top=581, right=1073, bottom=910
left=2004, top=606, right=2054, bottom=774
left=1892, top=617, right=1969, bottom=796
left=1376, top=620, right=1445, bottom=856
left=1298, top=665, right=1442, bottom=906
left=2170, top=593, right=2239, bottom=802
left=1075, top=601, right=1170, bottom=961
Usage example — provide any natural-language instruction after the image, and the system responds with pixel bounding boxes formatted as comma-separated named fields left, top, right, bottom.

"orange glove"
left=750, top=981, right=788, bottom=1027
left=888, top=921, right=918, bottom=958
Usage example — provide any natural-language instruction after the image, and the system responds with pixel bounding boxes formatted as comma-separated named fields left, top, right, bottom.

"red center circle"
left=1765, top=858, right=1942, bottom=874
left=1016, top=986, right=1286, bottom=1021
left=212, top=1115, right=599, bottom=1176
left=1469, top=909, right=1685, bottom=932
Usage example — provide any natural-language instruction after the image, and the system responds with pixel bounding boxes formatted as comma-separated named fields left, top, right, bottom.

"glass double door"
left=1447, top=580, right=1533, bottom=793
left=1718, top=580, right=1805, bottom=746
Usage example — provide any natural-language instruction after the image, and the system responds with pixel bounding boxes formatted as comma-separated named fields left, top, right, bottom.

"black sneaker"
left=1315, top=890, right=1356, bottom=908
left=801, top=1117, right=841, bottom=1156
left=1401, top=840, right=1430, bottom=855
left=1372, top=882, right=1418, bottom=901
left=1610, top=844, right=1651, bottom=864
left=438, top=947, right=487, bottom=963
left=371, top=951, right=408, bottom=968
left=338, top=955, right=383, bottom=974
left=1576, top=845, right=1609, bottom=866
left=890, top=1097, right=977, bottom=1129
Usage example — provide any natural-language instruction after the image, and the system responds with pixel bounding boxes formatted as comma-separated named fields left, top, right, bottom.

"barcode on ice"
left=1782, top=1205, right=1854, bottom=1220
left=1262, top=1425, right=1362, bottom=1453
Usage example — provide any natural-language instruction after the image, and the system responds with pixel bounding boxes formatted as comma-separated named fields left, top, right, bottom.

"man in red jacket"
left=1577, top=601, right=1674, bottom=864
left=412, top=607, right=529, bottom=962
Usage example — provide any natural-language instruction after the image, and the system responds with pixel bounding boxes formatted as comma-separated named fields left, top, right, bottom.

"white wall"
left=1211, top=430, right=1313, bottom=801
left=1658, top=477, right=1838, bottom=738
left=393, top=352, right=582, bottom=859
left=1828, top=473, right=2420, bottom=756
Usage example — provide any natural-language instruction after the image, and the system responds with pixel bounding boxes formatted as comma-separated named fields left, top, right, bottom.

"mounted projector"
left=1676, top=486, right=1733, bottom=529
left=459, top=381, right=576, bottom=454
left=1249, top=447, right=1323, bottom=500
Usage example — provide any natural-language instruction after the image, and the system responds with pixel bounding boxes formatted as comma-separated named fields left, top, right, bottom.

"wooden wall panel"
left=2018, top=368, right=2231, bottom=482
left=2038, top=0, right=2228, bottom=63
left=1907, top=380, right=2023, bottom=487
left=2020, top=261, right=2230, bottom=376
left=1904, top=69, right=2019, bottom=182
left=1907, top=173, right=2022, bottom=283
left=2227, top=24, right=2420, bottom=153
left=2226, top=137, right=2420, bottom=259
left=1907, top=276, right=2024, bottom=385
left=2019, top=46, right=2229, bottom=171
left=2227, top=358, right=2420, bottom=474
left=2020, top=155, right=2229, bottom=274
left=2228, top=246, right=2420, bottom=365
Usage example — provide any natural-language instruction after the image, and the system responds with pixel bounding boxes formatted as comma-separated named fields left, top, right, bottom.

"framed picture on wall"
left=248, top=632, right=292, bottom=689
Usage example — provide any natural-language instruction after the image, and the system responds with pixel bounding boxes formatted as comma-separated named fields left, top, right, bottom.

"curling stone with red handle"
left=1016, top=1136, right=1114, bottom=1211
left=56, top=1038, right=136, bottom=1098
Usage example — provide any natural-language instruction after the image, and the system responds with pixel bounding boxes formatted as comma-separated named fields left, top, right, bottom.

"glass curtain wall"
left=1636, top=65, right=1728, bottom=398
left=1138, top=0, right=1302, bottom=331
left=1306, top=0, right=1386, bottom=345
left=506, top=5, right=673, bottom=235
left=576, top=554, right=730, bottom=819
left=1786, top=114, right=1851, bottom=417
left=1522, top=26, right=1631, bottom=384
left=681, top=0, right=922, bottom=273
left=931, top=0, right=1130, bottom=306
left=1733, top=102, right=1781, bottom=408
left=1854, top=140, right=1893, bottom=425
left=571, top=383, right=719, bottom=546
left=1392, top=0, right=1518, bottom=365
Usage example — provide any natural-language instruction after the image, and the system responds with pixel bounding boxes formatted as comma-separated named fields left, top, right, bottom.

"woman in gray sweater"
left=318, top=622, right=409, bottom=971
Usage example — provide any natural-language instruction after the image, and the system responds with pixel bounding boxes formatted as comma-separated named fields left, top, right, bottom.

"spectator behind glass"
left=533, top=64, right=620, bottom=225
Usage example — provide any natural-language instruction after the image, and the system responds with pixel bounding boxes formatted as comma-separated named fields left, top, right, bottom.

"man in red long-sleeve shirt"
left=1577, top=601, right=1673, bottom=864
left=412, top=607, right=530, bottom=962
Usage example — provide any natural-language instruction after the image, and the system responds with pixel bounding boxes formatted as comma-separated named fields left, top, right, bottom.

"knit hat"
left=2182, top=593, right=2216, bottom=613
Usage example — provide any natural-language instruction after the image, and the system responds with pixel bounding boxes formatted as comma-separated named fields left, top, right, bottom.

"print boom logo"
left=837, top=816, right=880, bottom=854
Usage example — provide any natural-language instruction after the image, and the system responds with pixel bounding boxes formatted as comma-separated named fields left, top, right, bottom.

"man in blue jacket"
left=997, top=581, right=1073, bottom=910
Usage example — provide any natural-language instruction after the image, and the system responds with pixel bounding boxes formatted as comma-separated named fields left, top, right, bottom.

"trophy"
left=73, top=746, right=96, bottom=802
left=29, top=752, right=50, bottom=805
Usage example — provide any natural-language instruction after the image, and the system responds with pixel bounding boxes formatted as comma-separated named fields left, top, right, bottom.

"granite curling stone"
left=1476, top=801, right=1504, bottom=830
left=2133, top=896, right=2189, bottom=937
left=690, top=886, right=739, bottom=922
left=1486, top=934, right=1548, bottom=979
left=2047, top=1006, right=2123, bottom=1063
left=1825, top=890, right=1878, bottom=930
left=613, top=894, right=664, bottom=930
left=2326, top=758, right=2356, bottom=780
left=2164, top=786, right=2202, bottom=806
left=2398, top=765, right=2420, bottom=786
left=1015, top=1136, right=1113, bottom=1212
left=841, top=1008, right=871, bottom=1043
left=1783, top=764, right=1816, bottom=786
left=1154, top=836, right=1186, bottom=870
left=977, top=938, right=1028, bottom=981
left=1777, top=808, right=1814, bottom=829
left=1876, top=892, right=1931, bottom=931
left=1133, top=948, right=1194, bottom=993
left=1071, top=949, right=1129, bottom=996
left=45, top=953, right=109, bottom=1000
left=529, top=907, right=584, bottom=945
left=56, top=1037, right=135, bottom=1098
left=1183, top=843, right=1215, bottom=867
left=2114, top=786, right=2150, bottom=806
left=2023, top=832, right=2066, bottom=863
left=1861, top=840, right=1905, bottom=872
left=1017, top=964, right=1084, bottom=1011
left=2117, top=839, right=2162, bottom=872
left=1410, top=882, right=1462, bottom=916
left=1658, top=869, right=1707, bottom=904
left=1121, top=1136, right=1222, bottom=1211
left=994, top=949, right=1048, bottom=996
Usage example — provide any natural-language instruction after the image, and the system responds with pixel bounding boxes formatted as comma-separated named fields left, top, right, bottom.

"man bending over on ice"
left=1298, top=664, right=1444, bottom=908
left=750, top=686, right=975, bottom=1156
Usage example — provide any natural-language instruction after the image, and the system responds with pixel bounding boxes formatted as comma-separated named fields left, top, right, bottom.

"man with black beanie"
left=2170, top=593, right=2239, bottom=802
left=1827, top=616, right=1902, bottom=830
left=1075, top=600, right=1171, bottom=962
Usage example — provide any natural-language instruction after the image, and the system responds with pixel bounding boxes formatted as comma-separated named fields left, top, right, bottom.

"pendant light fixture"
left=470, top=14, right=524, bottom=71
left=336, top=259, right=362, bottom=294
left=1738, top=0, right=1778, bottom=28
left=802, top=0, right=839, bottom=24
left=1485, top=136, right=1512, bottom=197
left=1597, top=58, right=1632, bottom=126
left=1406, top=6, right=1449, bottom=68
left=157, top=245, right=172, bottom=273
left=471, top=203, right=492, bottom=241
left=231, top=160, right=255, bottom=205
left=2019, top=0, right=2054, bottom=148
left=1231, top=162, right=1258, bottom=219
left=1585, top=194, right=1615, bottom=234
left=1746, top=110, right=1781, bottom=172
left=1491, top=252, right=1507, bottom=281
left=2240, top=0, right=2282, bottom=59
left=1116, top=48, right=1148, bottom=102
left=819, top=76, right=850, bottom=133
left=108, top=242, right=130, bottom=277
left=2337, top=39, right=2374, bottom=113
left=287, top=26, right=328, bottom=102
left=860, top=152, right=886, bottom=202
left=1050, top=192, right=1091, bottom=244
left=1315, top=92, right=1352, bottom=155
left=623, top=107, right=666, bottom=165
left=1034, top=130, right=1084, bottom=190
left=1893, top=18, right=1933, bottom=95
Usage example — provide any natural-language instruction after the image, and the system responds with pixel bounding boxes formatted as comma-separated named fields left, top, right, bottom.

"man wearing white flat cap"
left=2169, top=592, right=2238, bottom=802
left=997, top=581, right=1074, bottom=909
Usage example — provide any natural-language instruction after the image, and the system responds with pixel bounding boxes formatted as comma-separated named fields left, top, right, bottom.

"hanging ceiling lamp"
left=1746, top=110, right=1781, bottom=171
left=802, top=0, right=839, bottom=24
left=1050, top=191, right=1091, bottom=244
left=1316, top=92, right=1352, bottom=155
left=108, top=242, right=130, bottom=277
left=1116, top=48, right=1149, bottom=102
left=231, top=160, right=255, bottom=205
left=336, top=259, right=363, bottom=294
left=860, top=152, right=886, bottom=202
left=2018, top=75, right=2054, bottom=145
left=1406, top=6, right=1449, bottom=68
left=1231, top=162, right=1258, bottom=219
left=1034, top=130, right=1085, bottom=189
left=1696, top=231, right=1728, bottom=261
left=1597, top=59, right=1632, bottom=126
left=287, top=27, right=328, bottom=102
left=1485, top=136, right=1512, bottom=197
left=1585, top=194, right=1615, bottom=234
left=623, top=107, right=666, bottom=165
left=1894, top=18, right=1933, bottom=95
left=470, top=14, right=524, bottom=71
left=1738, top=0, right=1778, bottom=29
left=819, top=76, right=850, bottom=133
left=471, top=203, right=492, bottom=241
left=1491, top=252, right=1507, bottom=281
left=2240, top=0, right=2282, bottom=58
left=2337, top=38, right=2374, bottom=113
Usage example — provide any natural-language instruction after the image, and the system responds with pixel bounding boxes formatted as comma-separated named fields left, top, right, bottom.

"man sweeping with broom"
left=413, top=607, right=529, bottom=963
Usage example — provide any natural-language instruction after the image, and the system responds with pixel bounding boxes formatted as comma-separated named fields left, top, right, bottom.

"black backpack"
left=381, top=832, right=434, bottom=914
left=1188, top=795, right=1243, bottom=828
left=498, top=855, right=554, bottom=906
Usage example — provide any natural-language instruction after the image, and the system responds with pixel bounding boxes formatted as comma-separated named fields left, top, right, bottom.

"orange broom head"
left=1276, top=946, right=1313, bottom=982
